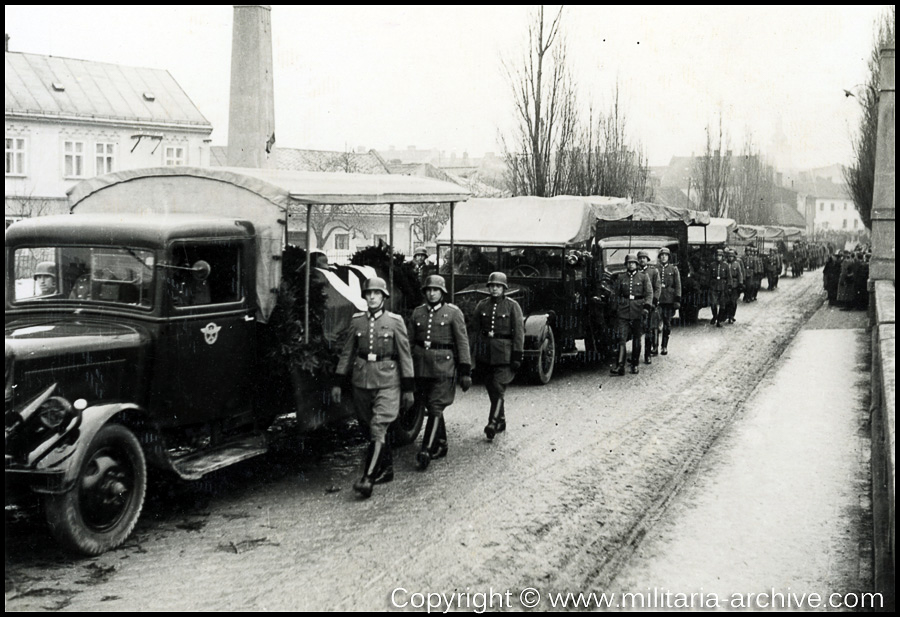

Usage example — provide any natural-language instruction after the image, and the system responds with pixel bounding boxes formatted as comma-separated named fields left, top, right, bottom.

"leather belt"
left=358, top=352, right=398, bottom=361
left=416, top=342, right=455, bottom=350
left=482, top=332, right=512, bottom=339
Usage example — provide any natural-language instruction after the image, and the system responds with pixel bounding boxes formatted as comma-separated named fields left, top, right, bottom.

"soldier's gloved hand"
left=642, top=308, right=650, bottom=317
left=653, top=298, right=659, bottom=307
left=330, top=386, right=342, bottom=405
left=673, top=301, right=681, bottom=310
left=401, top=391, right=415, bottom=412
left=460, top=375, right=472, bottom=392
left=511, top=361, right=521, bottom=372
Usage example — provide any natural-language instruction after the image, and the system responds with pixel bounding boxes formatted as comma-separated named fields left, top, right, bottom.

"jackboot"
left=484, top=401, right=499, bottom=440
left=495, top=401, right=506, bottom=434
left=432, top=416, right=448, bottom=460
left=353, top=441, right=383, bottom=498
left=417, top=415, right=439, bottom=470
left=373, top=441, right=394, bottom=484
left=650, top=330, right=659, bottom=356
left=610, top=343, right=626, bottom=375
left=661, top=332, right=669, bottom=355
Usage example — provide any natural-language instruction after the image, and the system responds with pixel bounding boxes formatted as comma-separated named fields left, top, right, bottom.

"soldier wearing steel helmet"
left=473, top=271, right=525, bottom=441
left=656, top=247, right=681, bottom=356
left=637, top=250, right=661, bottom=364
left=411, top=246, right=429, bottom=282
left=408, top=274, right=472, bottom=469
left=332, top=276, right=415, bottom=498
left=724, top=247, right=744, bottom=324
left=33, top=261, right=58, bottom=297
left=610, top=253, right=653, bottom=375
left=709, top=248, right=731, bottom=327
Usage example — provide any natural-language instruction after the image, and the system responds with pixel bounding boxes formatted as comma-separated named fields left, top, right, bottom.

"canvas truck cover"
left=585, top=199, right=711, bottom=226
left=436, top=196, right=627, bottom=246
left=67, top=166, right=468, bottom=322
left=689, top=217, right=735, bottom=244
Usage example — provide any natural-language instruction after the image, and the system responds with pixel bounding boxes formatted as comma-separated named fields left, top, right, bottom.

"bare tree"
left=502, top=6, right=579, bottom=197
left=844, top=6, right=894, bottom=230
left=693, top=117, right=732, bottom=217
left=302, top=151, right=373, bottom=248
left=728, top=134, right=776, bottom=225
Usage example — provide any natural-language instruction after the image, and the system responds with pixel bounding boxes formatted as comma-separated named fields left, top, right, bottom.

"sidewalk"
left=607, top=303, right=875, bottom=611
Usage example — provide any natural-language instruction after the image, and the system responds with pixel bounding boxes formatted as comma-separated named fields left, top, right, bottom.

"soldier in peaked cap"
left=709, top=249, right=732, bottom=327
left=655, top=247, right=681, bottom=356
left=637, top=250, right=661, bottom=364
left=409, top=275, right=472, bottom=470
left=332, top=276, right=415, bottom=498
left=610, top=253, right=653, bottom=375
left=473, top=272, right=525, bottom=441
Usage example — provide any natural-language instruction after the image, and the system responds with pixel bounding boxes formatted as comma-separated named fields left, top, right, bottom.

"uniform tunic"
left=642, top=265, right=662, bottom=330
left=709, top=261, right=731, bottom=323
left=473, top=295, right=525, bottom=407
left=657, top=262, right=682, bottom=334
left=335, top=308, right=415, bottom=442
left=409, top=302, right=471, bottom=413
left=613, top=270, right=653, bottom=349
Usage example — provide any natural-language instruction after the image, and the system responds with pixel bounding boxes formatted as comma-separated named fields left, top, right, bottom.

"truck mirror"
left=191, top=260, right=211, bottom=281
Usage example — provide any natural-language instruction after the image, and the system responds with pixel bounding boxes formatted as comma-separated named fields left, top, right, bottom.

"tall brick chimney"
left=227, top=5, right=275, bottom=168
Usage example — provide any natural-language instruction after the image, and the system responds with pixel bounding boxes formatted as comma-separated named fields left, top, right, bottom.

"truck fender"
left=523, top=313, right=554, bottom=355
left=33, top=403, right=156, bottom=495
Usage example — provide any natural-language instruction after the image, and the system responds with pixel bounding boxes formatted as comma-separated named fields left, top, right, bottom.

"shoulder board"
left=387, top=312, right=405, bottom=322
left=352, top=311, right=366, bottom=318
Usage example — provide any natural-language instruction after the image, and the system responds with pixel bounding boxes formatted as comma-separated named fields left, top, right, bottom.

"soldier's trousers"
left=352, top=386, right=400, bottom=444
left=483, top=365, right=515, bottom=414
left=616, top=316, right=643, bottom=364
left=415, top=377, right=456, bottom=418
left=724, top=288, right=739, bottom=320
left=710, top=290, right=727, bottom=323
left=659, top=304, right=676, bottom=335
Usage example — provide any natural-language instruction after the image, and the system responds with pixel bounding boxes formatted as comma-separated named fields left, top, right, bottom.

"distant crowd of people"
left=823, top=247, right=871, bottom=311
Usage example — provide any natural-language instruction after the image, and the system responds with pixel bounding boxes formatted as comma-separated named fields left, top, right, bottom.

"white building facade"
left=6, top=51, right=212, bottom=221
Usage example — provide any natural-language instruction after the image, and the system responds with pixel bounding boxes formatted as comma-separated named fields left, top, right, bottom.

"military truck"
left=5, top=166, right=467, bottom=555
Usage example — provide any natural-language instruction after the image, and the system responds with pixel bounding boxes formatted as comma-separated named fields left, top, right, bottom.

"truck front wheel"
left=530, top=327, right=556, bottom=385
left=44, top=423, right=147, bottom=556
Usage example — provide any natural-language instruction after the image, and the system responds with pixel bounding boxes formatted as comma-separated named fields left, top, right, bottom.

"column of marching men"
left=333, top=271, right=525, bottom=498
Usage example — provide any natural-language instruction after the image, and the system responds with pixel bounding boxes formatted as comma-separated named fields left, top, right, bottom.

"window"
left=168, top=242, right=242, bottom=307
left=373, top=234, right=388, bottom=246
left=334, top=233, right=350, bottom=250
left=843, top=203, right=847, bottom=211
left=853, top=219, right=858, bottom=229
left=5, top=137, right=26, bottom=176
left=164, top=145, right=185, bottom=166
left=819, top=203, right=824, bottom=212
left=96, top=142, right=116, bottom=174
left=64, top=140, right=86, bottom=178
left=842, top=219, right=847, bottom=229
left=830, top=203, right=835, bottom=211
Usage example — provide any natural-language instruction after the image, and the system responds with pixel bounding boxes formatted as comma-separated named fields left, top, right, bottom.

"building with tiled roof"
left=5, top=49, right=212, bottom=219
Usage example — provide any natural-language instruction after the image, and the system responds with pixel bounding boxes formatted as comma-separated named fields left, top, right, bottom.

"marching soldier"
left=610, top=253, right=653, bottom=375
left=409, top=275, right=472, bottom=470
left=709, top=249, right=731, bottom=327
left=637, top=250, right=660, bottom=364
left=332, top=277, right=415, bottom=498
left=655, top=247, right=681, bottom=356
left=473, top=272, right=525, bottom=440
left=724, top=248, right=744, bottom=324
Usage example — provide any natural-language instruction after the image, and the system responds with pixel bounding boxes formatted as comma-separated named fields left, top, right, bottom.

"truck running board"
left=170, top=433, right=268, bottom=480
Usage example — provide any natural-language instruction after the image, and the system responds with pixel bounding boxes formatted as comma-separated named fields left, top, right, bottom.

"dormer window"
left=51, top=82, right=65, bottom=92
left=142, top=92, right=155, bottom=102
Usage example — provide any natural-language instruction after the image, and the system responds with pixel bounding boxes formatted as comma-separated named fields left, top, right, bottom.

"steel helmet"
left=33, top=261, right=57, bottom=279
left=422, top=274, right=448, bottom=294
left=486, top=271, right=508, bottom=288
left=658, top=247, right=671, bottom=256
left=413, top=246, right=428, bottom=257
left=636, top=250, right=650, bottom=260
left=362, top=276, right=390, bottom=297
left=625, top=253, right=639, bottom=265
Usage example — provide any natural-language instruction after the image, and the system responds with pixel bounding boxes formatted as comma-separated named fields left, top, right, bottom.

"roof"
left=210, top=146, right=391, bottom=174
left=763, top=202, right=806, bottom=227
left=5, top=52, right=210, bottom=129
left=6, top=213, right=253, bottom=247
left=436, top=196, right=604, bottom=246
left=585, top=199, right=710, bottom=225
left=688, top=217, right=735, bottom=244
left=650, top=186, right=696, bottom=210
left=68, top=166, right=470, bottom=208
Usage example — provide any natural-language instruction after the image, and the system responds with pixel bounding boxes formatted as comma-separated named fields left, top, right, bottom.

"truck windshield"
left=436, top=245, right=563, bottom=278
left=12, top=246, right=155, bottom=308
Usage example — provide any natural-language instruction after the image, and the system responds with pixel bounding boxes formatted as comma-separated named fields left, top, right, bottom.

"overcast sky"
left=5, top=5, right=890, bottom=169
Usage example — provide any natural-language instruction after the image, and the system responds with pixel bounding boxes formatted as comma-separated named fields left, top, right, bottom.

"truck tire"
left=44, top=424, right=147, bottom=556
left=391, top=396, right=425, bottom=446
left=530, top=326, right=556, bottom=385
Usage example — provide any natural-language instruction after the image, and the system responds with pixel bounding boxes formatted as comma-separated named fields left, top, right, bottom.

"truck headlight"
left=37, top=396, right=74, bottom=430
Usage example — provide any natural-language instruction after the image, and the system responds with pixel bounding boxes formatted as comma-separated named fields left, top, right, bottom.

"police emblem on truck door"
left=201, top=322, right=222, bottom=345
